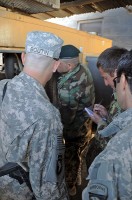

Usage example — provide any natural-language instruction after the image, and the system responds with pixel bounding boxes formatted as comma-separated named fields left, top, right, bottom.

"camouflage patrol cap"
left=25, top=31, right=64, bottom=59
left=59, top=44, right=80, bottom=59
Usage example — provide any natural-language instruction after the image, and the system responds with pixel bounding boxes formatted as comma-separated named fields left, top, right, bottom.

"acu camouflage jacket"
left=0, top=72, right=68, bottom=200
left=83, top=108, right=132, bottom=200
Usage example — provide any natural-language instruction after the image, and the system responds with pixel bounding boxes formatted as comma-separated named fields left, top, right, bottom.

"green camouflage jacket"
left=96, top=92, right=121, bottom=148
left=57, top=63, right=95, bottom=139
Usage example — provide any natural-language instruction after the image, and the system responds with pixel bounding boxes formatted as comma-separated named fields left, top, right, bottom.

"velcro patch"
left=88, top=183, right=108, bottom=196
left=89, top=193, right=107, bottom=200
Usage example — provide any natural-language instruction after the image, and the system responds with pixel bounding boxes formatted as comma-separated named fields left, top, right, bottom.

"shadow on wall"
left=86, top=56, right=113, bottom=108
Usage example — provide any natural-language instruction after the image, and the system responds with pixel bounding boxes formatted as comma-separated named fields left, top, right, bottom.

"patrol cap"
left=59, top=44, right=80, bottom=59
left=25, top=31, right=64, bottom=59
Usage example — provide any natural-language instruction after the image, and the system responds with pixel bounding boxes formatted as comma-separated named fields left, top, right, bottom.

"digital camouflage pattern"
left=0, top=72, right=68, bottom=200
left=25, top=31, right=63, bottom=59
left=57, top=63, right=95, bottom=191
left=83, top=108, right=132, bottom=200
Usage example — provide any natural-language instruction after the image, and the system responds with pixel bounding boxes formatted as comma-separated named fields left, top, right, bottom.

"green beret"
left=59, top=45, right=80, bottom=59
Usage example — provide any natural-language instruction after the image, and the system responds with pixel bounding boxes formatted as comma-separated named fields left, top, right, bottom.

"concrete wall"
left=47, top=7, right=132, bottom=50
left=78, top=8, right=132, bottom=50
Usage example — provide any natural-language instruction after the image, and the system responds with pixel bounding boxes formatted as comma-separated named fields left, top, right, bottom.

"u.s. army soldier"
left=86, top=47, right=128, bottom=171
left=0, top=31, right=69, bottom=200
left=83, top=50, right=132, bottom=199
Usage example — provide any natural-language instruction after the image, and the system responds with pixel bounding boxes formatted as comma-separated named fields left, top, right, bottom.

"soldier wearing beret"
left=0, top=31, right=69, bottom=200
left=56, top=45, right=95, bottom=196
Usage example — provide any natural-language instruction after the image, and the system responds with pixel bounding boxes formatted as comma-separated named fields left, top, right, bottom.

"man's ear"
left=21, top=52, right=26, bottom=65
left=67, top=63, right=72, bottom=71
left=114, top=69, right=117, bottom=77
left=52, top=60, right=60, bottom=72
left=121, top=74, right=126, bottom=90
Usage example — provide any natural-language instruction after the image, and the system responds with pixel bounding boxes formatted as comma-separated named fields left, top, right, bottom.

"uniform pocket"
left=45, top=134, right=65, bottom=184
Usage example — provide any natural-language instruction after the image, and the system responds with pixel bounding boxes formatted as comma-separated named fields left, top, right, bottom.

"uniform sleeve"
left=74, top=67, right=95, bottom=126
left=82, top=157, right=132, bottom=200
left=82, top=160, right=118, bottom=200
left=77, top=67, right=95, bottom=108
left=28, top=119, right=67, bottom=200
left=94, top=120, right=109, bottom=149
left=97, top=120, right=108, bottom=131
left=0, top=79, right=9, bottom=103
left=69, top=67, right=95, bottom=126
left=108, top=94, right=121, bottom=121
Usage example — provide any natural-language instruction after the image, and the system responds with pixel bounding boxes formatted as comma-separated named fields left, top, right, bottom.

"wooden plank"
left=61, top=0, right=104, bottom=9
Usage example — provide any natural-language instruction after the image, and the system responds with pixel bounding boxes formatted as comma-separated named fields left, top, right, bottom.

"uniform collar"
left=19, top=72, right=49, bottom=100
left=58, top=64, right=80, bottom=88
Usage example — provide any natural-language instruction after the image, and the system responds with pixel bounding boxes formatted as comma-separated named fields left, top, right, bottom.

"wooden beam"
left=60, top=0, right=104, bottom=9
left=32, top=13, right=55, bottom=20
left=91, top=3, right=103, bottom=12
left=35, top=0, right=60, bottom=9
left=45, top=9, right=72, bottom=18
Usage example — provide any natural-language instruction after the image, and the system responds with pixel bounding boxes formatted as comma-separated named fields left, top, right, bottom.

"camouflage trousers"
left=64, top=138, right=87, bottom=189
left=64, top=120, right=92, bottom=190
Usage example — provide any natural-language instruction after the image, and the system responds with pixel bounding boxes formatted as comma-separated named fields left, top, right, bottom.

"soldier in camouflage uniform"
left=56, top=45, right=95, bottom=196
left=86, top=47, right=128, bottom=170
left=83, top=49, right=132, bottom=200
left=0, top=31, right=69, bottom=200
left=94, top=47, right=128, bottom=145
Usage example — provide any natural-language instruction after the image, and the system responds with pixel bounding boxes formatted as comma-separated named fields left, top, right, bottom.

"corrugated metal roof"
left=0, top=0, right=131, bottom=19
left=0, top=0, right=59, bottom=14
left=33, top=0, right=132, bottom=20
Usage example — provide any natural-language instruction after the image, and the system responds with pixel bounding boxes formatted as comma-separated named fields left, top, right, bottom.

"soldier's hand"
left=93, top=104, right=108, bottom=118
left=90, top=112, right=104, bottom=124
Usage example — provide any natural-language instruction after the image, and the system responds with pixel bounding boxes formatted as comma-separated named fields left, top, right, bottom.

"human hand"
left=93, top=104, right=108, bottom=118
left=90, top=112, right=105, bottom=124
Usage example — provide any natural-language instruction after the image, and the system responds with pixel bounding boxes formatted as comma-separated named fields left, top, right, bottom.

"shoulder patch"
left=88, top=183, right=108, bottom=200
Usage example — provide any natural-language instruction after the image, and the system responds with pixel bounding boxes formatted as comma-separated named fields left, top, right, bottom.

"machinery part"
left=4, top=53, right=22, bottom=79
